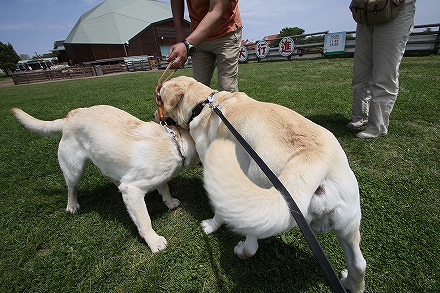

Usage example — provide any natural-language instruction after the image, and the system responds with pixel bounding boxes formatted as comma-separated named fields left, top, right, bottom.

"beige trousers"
left=351, top=1, right=415, bottom=134
left=192, top=27, right=242, bottom=92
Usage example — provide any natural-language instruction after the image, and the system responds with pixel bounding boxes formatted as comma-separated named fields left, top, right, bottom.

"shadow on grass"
left=41, top=179, right=185, bottom=242
left=307, top=113, right=356, bottom=139
left=39, top=159, right=336, bottom=292
left=159, top=172, right=329, bottom=291
left=202, top=228, right=327, bottom=292
left=174, top=174, right=332, bottom=292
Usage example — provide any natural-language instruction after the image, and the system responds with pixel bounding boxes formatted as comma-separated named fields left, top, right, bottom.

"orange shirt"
left=187, top=0, right=242, bottom=40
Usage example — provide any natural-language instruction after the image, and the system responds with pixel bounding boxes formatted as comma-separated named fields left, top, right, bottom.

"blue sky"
left=0, top=0, right=438, bottom=57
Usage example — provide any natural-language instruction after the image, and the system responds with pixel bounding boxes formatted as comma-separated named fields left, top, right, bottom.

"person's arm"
left=171, top=0, right=186, bottom=42
left=167, top=0, right=230, bottom=66
left=186, top=0, right=229, bottom=46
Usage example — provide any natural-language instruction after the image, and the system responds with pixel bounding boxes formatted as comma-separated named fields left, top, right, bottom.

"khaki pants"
left=192, top=27, right=242, bottom=92
left=351, top=1, right=415, bottom=134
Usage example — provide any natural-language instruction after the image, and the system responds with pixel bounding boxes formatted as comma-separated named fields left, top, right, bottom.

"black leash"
left=205, top=95, right=346, bottom=293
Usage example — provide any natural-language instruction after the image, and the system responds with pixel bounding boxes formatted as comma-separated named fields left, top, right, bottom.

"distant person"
left=167, top=0, right=242, bottom=92
left=347, top=0, right=416, bottom=138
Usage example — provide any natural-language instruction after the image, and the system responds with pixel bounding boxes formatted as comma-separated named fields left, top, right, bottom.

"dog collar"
left=188, top=92, right=217, bottom=125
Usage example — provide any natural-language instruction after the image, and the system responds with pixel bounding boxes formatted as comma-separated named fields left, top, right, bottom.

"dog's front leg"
left=234, top=235, right=259, bottom=259
left=201, top=213, right=224, bottom=234
left=157, top=183, right=180, bottom=209
left=119, top=184, right=167, bottom=253
left=66, top=186, right=80, bottom=213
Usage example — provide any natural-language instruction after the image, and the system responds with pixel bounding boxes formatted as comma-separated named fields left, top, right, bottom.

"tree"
left=19, top=54, right=30, bottom=60
left=0, top=42, right=20, bottom=75
left=32, top=52, right=57, bottom=59
left=271, top=27, right=305, bottom=47
left=303, top=34, right=325, bottom=44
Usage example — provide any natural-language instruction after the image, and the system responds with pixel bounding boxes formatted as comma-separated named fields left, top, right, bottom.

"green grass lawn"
left=1, top=56, right=438, bottom=292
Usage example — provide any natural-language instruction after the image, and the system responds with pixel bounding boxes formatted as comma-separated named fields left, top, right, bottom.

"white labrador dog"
left=11, top=105, right=199, bottom=253
left=156, top=76, right=366, bottom=292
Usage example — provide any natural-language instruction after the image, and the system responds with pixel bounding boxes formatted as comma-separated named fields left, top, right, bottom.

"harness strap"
left=188, top=92, right=217, bottom=125
left=163, top=123, right=186, bottom=166
left=207, top=95, right=346, bottom=293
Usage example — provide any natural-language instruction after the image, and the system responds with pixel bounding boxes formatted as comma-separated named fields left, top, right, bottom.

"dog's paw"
left=340, top=269, right=365, bottom=293
left=200, top=219, right=220, bottom=234
left=234, top=241, right=249, bottom=259
left=164, top=197, right=180, bottom=210
left=233, top=237, right=259, bottom=259
left=340, top=269, right=348, bottom=279
left=66, top=203, right=80, bottom=214
left=148, top=235, right=168, bottom=253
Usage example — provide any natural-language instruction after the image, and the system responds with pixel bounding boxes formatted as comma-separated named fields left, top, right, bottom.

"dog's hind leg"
left=110, top=178, right=120, bottom=186
left=157, top=183, right=180, bottom=209
left=335, top=227, right=366, bottom=293
left=58, top=139, right=86, bottom=214
left=119, top=184, right=167, bottom=253
left=233, top=235, right=259, bottom=259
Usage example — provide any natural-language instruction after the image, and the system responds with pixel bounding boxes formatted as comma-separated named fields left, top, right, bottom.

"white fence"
left=239, top=23, right=439, bottom=63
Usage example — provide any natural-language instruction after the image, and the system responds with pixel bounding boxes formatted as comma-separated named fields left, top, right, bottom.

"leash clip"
left=162, top=122, right=176, bottom=138
left=207, top=92, right=217, bottom=109
left=162, top=122, right=186, bottom=166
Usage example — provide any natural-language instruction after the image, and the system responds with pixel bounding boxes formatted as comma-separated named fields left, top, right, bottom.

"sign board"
left=255, top=40, right=269, bottom=59
left=238, top=45, right=248, bottom=62
left=323, top=32, right=346, bottom=55
left=279, top=37, right=295, bottom=57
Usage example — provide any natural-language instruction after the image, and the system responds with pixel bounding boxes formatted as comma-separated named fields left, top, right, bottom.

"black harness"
left=188, top=92, right=217, bottom=125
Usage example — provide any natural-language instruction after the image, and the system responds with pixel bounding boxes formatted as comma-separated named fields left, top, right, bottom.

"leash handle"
left=210, top=105, right=346, bottom=293
left=155, top=61, right=177, bottom=123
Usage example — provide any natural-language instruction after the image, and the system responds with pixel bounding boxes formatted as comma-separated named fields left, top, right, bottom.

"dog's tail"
left=10, top=108, right=64, bottom=138
left=203, top=139, right=295, bottom=239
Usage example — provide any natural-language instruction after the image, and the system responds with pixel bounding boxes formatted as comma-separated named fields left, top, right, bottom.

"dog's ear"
left=161, top=82, right=185, bottom=113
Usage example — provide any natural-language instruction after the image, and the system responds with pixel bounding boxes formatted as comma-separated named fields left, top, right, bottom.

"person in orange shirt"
left=167, top=0, right=242, bottom=92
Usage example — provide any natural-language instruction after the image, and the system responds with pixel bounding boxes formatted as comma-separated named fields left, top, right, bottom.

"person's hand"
left=166, top=42, right=188, bottom=68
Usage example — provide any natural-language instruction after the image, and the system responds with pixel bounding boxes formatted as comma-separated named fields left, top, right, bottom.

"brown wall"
left=65, top=19, right=190, bottom=65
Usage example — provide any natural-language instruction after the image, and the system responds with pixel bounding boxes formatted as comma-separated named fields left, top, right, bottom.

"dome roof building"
left=64, top=0, right=190, bottom=65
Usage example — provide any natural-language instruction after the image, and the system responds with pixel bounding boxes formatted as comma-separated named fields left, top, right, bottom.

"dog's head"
left=155, top=76, right=213, bottom=129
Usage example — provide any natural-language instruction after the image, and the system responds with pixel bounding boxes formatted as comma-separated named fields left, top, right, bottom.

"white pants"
left=351, top=1, right=415, bottom=134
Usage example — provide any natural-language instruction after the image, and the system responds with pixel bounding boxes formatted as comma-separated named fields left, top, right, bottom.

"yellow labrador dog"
left=157, top=76, right=366, bottom=292
left=11, top=105, right=199, bottom=253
